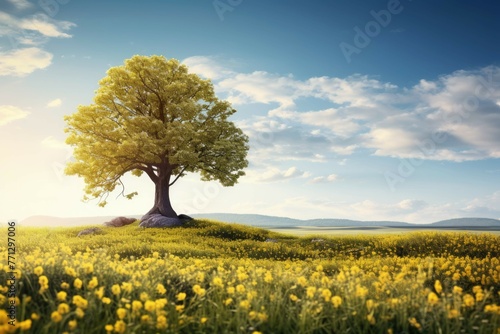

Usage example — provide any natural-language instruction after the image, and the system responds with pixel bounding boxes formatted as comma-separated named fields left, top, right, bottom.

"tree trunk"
left=146, top=170, right=177, bottom=218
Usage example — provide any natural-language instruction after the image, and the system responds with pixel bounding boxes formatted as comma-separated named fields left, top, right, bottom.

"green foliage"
left=64, top=55, right=249, bottom=206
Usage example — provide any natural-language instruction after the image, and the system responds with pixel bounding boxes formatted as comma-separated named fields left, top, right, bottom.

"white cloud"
left=0, top=12, right=75, bottom=76
left=0, top=105, right=30, bottom=125
left=244, top=166, right=310, bottom=183
left=6, top=0, right=32, bottom=10
left=19, top=14, right=75, bottom=38
left=182, top=56, right=234, bottom=80
left=0, top=47, right=52, bottom=76
left=1, top=12, right=75, bottom=39
left=46, top=98, right=62, bottom=108
left=41, top=136, right=67, bottom=149
left=218, top=71, right=302, bottom=113
left=189, top=57, right=500, bottom=163
left=310, top=174, right=338, bottom=184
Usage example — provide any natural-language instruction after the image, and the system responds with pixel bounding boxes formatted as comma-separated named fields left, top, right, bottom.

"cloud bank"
left=184, top=56, right=500, bottom=165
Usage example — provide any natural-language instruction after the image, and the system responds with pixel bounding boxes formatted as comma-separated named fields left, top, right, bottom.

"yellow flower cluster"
left=0, top=220, right=498, bottom=333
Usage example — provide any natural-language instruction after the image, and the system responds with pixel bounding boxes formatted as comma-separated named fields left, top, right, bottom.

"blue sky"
left=1, top=0, right=499, bottom=223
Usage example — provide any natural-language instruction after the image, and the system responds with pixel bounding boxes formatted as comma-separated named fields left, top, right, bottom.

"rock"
left=77, top=227, right=102, bottom=237
left=177, top=214, right=194, bottom=221
left=103, top=217, right=136, bottom=227
left=265, top=238, right=278, bottom=243
left=139, top=214, right=184, bottom=228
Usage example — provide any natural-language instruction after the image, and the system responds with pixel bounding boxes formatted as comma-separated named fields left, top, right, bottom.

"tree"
left=64, top=55, right=249, bottom=226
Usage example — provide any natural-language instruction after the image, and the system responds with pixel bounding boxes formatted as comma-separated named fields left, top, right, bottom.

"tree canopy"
left=65, top=55, right=248, bottom=219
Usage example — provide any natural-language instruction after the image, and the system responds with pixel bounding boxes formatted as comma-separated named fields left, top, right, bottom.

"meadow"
left=1, top=219, right=499, bottom=333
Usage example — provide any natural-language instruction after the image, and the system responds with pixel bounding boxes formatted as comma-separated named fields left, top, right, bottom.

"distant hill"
left=431, top=217, right=500, bottom=227
left=13, top=213, right=500, bottom=229
left=192, top=213, right=500, bottom=228
left=18, top=215, right=141, bottom=227
left=191, top=213, right=412, bottom=227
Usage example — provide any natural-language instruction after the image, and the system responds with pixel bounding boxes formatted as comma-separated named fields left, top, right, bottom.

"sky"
left=1, top=0, right=499, bottom=224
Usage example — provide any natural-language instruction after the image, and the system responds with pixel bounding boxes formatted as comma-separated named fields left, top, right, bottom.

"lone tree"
left=65, top=55, right=249, bottom=227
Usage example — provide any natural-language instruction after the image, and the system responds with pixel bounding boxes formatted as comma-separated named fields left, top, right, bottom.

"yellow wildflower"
left=132, top=300, right=142, bottom=312
left=156, top=284, right=166, bottom=295
left=73, top=278, right=83, bottom=289
left=111, top=284, right=121, bottom=295
left=448, top=309, right=460, bottom=318
left=68, top=320, right=77, bottom=330
left=212, top=277, right=223, bottom=287
left=57, top=303, right=70, bottom=314
left=144, top=300, right=155, bottom=312
left=434, top=280, right=442, bottom=294
left=177, top=292, right=186, bottom=301
left=18, top=319, right=32, bottom=331
left=95, top=287, right=104, bottom=299
left=193, top=284, right=206, bottom=296
left=463, top=294, right=475, bottom=307
left=87, top=277, right=98, bottom=289
left=114, top=320, right=126, bottom=334
left=57, top=291, right=67, bottom=301
left=75, top=307, right=85, bottom=318
left=156, top=315, right=168, bottom=329
left=306, top=286, right=317, bottom=299
left=72, top=295, right=88, bottom=309
left=484, top=304, right=500, bottom=314
left=408, top=317, right=421, bottom=329
left=33, top=266, right=43, bottom=276
left=240, top=300, right=250, bottom=309
left=297, top=276, right=307, bottom=287
left=427, top=292, right=439, bottom=306
left=264, top=271, right=273, bottom=283
left=51, top=311, right=62, bottom=323
left=355, top=285, right=368, bottom=298
left=236, top=284, right=246, bottom=293
left=321, top=288, right=332, bottom=302
left=331, top=296, right=342, bottom=308
left=116, top=308, right=127, bottom=320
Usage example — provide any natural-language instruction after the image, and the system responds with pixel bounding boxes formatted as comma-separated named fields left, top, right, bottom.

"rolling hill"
left=13, top=213, right=500, bottom=229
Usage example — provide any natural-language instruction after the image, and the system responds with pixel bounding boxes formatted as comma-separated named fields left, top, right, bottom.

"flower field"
left=1, top=219, right=499, bottom=333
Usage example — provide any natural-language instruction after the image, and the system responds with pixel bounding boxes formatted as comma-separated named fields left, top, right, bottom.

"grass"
left=1, top=219, right=499, bottom=333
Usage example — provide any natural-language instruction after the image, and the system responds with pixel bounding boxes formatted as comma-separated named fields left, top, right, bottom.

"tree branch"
left=169, top=165, right=188, bottom=186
